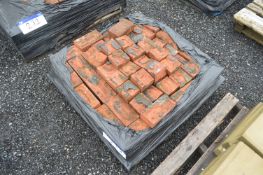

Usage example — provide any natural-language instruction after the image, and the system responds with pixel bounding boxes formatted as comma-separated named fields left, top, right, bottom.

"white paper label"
left=103, top=132, right=126, bottom=159
left=17, top=12, right=47, bottom=35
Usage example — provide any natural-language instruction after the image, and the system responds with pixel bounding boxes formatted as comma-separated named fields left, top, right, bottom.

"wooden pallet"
left=152, top=93, right=250, bottom=175
left=234, top=0, right=263, bottom=45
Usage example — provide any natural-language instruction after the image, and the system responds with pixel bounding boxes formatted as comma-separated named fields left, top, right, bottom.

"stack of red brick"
left=66, top=19, right=200, bottom=132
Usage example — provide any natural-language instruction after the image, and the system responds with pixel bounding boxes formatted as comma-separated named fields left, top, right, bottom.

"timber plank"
left=151, top=93, right=239, bottom=175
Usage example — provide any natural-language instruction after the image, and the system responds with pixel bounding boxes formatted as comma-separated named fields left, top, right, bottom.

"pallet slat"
left=187, top=106, right=249, bottom=175
left=151, top=93, right=239, bottom=175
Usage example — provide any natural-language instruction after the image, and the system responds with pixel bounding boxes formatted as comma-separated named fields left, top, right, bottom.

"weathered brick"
left=96, top=104, right=123, bottom=125
left=119, top=61, right=140, bottom=77
left=108, top=19, right=134, bottom=38
left=170, top=82, right=192, bottom=103
left=135, top=56, right=167, bottom=83
left=144, top=25, right=160, bottom=33
left=156, top=77, right=180, bottom=95
left=161, top=56, right=182, bottom=75
left=128, top=119, right=149, bottom=132
left=165, top=44, right=178, bottom=56
left=147, top=47, right=169, bottom=61
left=129, top=32, right=144, bottom=43
left=178, top=51, right=195, bottom=62
left=75, top=83, right=101, bottom=108
left=74, top=30, right=103, bottom=51
left=97, top=39, right=121, bottom=56
left=82, top=45, right=107, bottom=67
left=102, top=31, right=111, bottom=41
left=182, top=62, right=200, bottom=78
left=67, top=46, right=82, bottom=61
left=106, top=95, right=139, bottom=126
left=68, top=55, right=91, bottom=71
left=108, top=49, right=130, bottom=68
left=116, top=35, right=134, bottom=49
left=174, top=54, right=188, bottom=64
left=156, top=31, right=174, bottom=44
left=130, top=68, right=154, bottom=92
left=138, top=38, right=157, bottom=52
left=125, top=44, right=145, bottom=61
left=153, top=38, right=166, bottom=48
left=129, top=93, right=152, bottom=114
left=133, top=25, right=155, bottom=39
left=169, top=68, right=192, bottom=88
left=116, top=80, right=140, bottom=102
left=97, top=62, right=128, bottom=89
left=144, top=85, right=164, bottom=102
left=141, top=95, right=176, bottom=128
left=70, top=72, right=83, bottom=88
left=75, top=66, right=116, bottom=103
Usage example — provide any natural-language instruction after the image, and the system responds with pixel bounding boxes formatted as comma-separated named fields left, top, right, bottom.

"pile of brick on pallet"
left=66, top=18, right=200, bottom=131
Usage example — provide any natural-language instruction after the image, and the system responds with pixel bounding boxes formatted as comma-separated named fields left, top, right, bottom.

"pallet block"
left=201, top=142, right=263, bottom=175
left=215, top=103, right=263, bottom=155
left=234, top=0, right=263, bottom=45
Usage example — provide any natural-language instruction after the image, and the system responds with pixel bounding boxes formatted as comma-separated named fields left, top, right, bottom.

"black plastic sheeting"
left=0, top=0, right=126, bottom=61
left=48, top=13, right=224, bottom=170
left=186, top=0, right=238, bottom=15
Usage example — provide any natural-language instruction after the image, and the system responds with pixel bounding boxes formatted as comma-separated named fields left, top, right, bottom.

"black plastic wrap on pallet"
left=185, top=0, right=237, bottom=15
left=48, top=13, right=225, bottom=170
left=0, top=0, right=126, bottom=61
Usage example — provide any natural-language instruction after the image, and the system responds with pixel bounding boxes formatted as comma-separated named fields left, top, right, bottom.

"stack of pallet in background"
left=234, top=0, right=263, bottom=45
left=0, top=0, right=126, bottom=61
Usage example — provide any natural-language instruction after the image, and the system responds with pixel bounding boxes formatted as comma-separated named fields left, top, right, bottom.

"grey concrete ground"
left=0, top=0, right=262, bottom=174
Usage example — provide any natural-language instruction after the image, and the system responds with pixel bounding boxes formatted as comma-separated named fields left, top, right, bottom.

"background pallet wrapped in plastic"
left=48, top=13, right=224, bottom=170
left=0, top=0, right=126, bottom=61
left=185, top=0, right=238, bottom=16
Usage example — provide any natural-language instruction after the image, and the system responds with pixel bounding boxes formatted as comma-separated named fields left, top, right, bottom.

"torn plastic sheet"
left=48, top=13, right=224, bottom=170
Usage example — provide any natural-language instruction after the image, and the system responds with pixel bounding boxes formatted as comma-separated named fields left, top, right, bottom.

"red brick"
left=170, top=81, right=192, bottom=103
left=129, top=93, right=152, bottom=114
left=165, top=44, right=178, bottom=56
left=108, top=50, right=130, bottom=68
left=106, top=95, right=139, bottom=126
left=108, top=19, right=134, bottom=38
left=135, top=56, right=167, bottom=83
left=65, top=62, right=74, bottom=73
left=102, top=31, right=111, bottom=41
left=75, top=66, right=116, bottom=103
left=144, top=25, right=160, bottom=33
left=116, top=80, right=140, bottom=102
left=169, top=68, right=192, bottom=88
left=67, top=46, right=82, bottom=61
left=133, top=25, right=155, bottom=39
left=161, top=56, right=182, bottom=75
left=116, top=35, right=134, bottom=49
left=156, top=31, right=173, bottom=44
left=119, top=61, right=140, bottom=77
left=138, top=38, right=157, bottom=52
left=182, top=63, right=200, bottom=78
left=97, top=62, right=128, bottom=89
left=97, top=39, right=121, bottom=56
left=75, top=84, right=101, bottom=108
left=74, top=30, right=103, bottom=51
left=130, top=68, right=154, bottom=92
left=174, top=54, right=188, bottom=64
left=96, top=104, right=123, bottom=125
left=128, top=119, right=149, bottom=132
left=147, top=47, right=169, bottom=61
left=68, top=55, right=91, bottom=71
left=125, top=44, right=145, bottom=61
left=141, top=95, right=176, bottom=128
left=70, top=72, right=83, bottom=88
left=156, top=77, right=180, bottom=95
left=153, top=38, right=166, bottom=48
left=82, top=46, right=107, bottom=68
left=178, top=51, right=195, bottom=62
left=144, top=86, right=164, bottom=102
